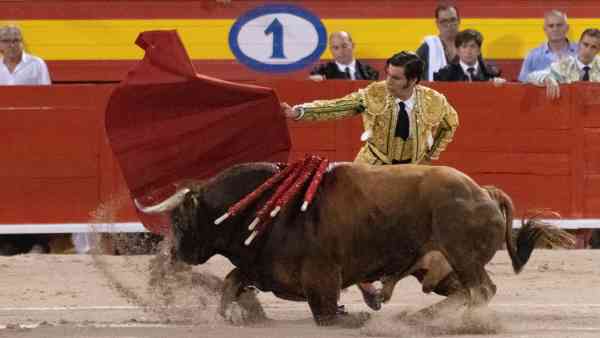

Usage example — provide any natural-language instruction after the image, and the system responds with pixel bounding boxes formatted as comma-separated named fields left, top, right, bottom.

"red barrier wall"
left=1, top=82, right=599, bottom=225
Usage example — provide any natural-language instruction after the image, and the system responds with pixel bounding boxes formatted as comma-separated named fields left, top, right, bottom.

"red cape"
left=105, top=30, right=291, bottom=233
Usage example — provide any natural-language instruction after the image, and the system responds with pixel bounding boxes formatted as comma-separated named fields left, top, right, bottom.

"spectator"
left=309, top=31, right=379, bottom=81
left=282, top=52, right=459, bottom=311
left=527, top=28, right=600, bottom=99
left=518, top=10, right=577, bottom=82
left=434, top=29, right=504, bottom=82
left=0, top=24, right=51, bottom=85
left=0, top=25, right=53, bottom=255
left=416, top=4, right=460, bottom=81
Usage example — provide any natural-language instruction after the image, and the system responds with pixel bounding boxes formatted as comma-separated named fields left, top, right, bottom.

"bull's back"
left=309, top=164, right=435, bottom=283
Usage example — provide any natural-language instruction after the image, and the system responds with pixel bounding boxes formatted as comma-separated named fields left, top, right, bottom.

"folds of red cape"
left=105, top=30, right=291, bottom=234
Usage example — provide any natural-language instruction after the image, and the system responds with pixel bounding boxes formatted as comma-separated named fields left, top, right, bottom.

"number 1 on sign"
left=264, top=18, right=285, bottom=59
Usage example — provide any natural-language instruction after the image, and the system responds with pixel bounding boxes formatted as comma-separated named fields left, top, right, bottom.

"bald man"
left=518, top=10, right=577, bottom=82
left=309, top=31, right=379, bottom=81
left=0, top=25, right=50, bottom=85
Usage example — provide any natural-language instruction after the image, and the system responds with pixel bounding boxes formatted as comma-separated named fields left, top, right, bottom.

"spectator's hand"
left=491, top=77, right=507, bottom=87
left=308, top=74, right=325, bottom=81
left=281, top=102, right=299, bottom=119
left=544, top=78, right=560, bottom=100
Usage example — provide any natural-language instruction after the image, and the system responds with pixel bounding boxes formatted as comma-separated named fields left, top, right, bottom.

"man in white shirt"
left=0, top=24, right=51, bottom=85
left=527, top=28, right=600, bottom=99
left=415, top=4, right=461, bottom=81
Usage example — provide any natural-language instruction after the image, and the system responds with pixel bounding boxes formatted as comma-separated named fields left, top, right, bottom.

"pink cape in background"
left=105, top=30, right=291, bottom=233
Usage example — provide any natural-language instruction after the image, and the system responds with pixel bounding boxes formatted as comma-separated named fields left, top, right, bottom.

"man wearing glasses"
left=0, top=25, right=51, bottom=85
left=416, top=4, right=461, bottom=81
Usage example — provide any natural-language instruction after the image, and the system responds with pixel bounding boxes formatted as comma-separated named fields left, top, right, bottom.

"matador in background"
left=281, top=51, right=459, bottom=310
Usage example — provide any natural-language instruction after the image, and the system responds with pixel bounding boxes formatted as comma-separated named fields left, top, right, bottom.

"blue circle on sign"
left=229, top=4, right=327, bottom=73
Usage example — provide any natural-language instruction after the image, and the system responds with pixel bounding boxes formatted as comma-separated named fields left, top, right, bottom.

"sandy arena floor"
left=0, top=249, right=599, bottom=338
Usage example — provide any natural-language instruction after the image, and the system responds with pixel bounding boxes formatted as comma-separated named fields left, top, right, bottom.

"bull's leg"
left=381, top=250, right=452, bottom=302
left=301, top=261, right=369, bottom=327
left=301, top=261, right=342, bottom=326
left=404, top=259, right=471, bottom=321
left=464, top=268, right=496, bottom=307
left=409, top=289, right=469, bottom=322
left=357, top=282, right=383, bottom=310
left=409, top=264, right=495, bottom=322
left=420, top=251, right=453, bottom=294
left=380, top=275, right=401, bottom=303
left=460, top=269, right=501, bottom=333
left=431, top=271, right=462, bottom=296
left=219, top=268, right=267, bottom=325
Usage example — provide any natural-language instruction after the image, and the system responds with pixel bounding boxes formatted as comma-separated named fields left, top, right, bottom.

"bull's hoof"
left=459, top=307, right=501, bottom=334
left=315, top=312, right=370, bottom=328
left=223, top=301, right=247, bottom=325
left=315, top=314, right=337, bottom=326
left=336, top=311, right=371, bottom=328
left=360, top=289, right=383, bottom=311
left=222, top=300, right=267, bottom=326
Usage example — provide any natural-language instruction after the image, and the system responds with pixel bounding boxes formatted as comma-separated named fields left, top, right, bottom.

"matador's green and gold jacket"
left=296, top=81, right=459, bottom=165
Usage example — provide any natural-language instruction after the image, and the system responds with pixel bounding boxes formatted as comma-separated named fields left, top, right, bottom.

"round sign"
left=229, top=4, right=327, bottom=73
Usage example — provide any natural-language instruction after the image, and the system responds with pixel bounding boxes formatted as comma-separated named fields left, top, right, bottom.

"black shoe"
left=360, top=288, right=383, bottom=311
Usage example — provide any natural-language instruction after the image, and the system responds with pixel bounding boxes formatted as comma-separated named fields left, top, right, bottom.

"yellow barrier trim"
left=1, top=18, right=595, bottom=60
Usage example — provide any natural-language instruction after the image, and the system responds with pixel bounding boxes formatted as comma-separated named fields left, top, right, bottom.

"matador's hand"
left=281, top=102, right=299, bottom=119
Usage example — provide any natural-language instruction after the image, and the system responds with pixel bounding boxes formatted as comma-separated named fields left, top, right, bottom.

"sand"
left=0, top=249, right=599, bottom=338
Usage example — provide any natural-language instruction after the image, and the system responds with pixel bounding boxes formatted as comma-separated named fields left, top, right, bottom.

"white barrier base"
left=0, top=223, right=148, bottom=234
left=0, top=219, right=599, bottom=234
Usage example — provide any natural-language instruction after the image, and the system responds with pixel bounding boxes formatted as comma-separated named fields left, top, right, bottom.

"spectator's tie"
left=467, top=67, right=476, bottom=82
left=395, top=101, right=409, bottom=140
left=582, top=66, right=591, bottom=81
left=344, top=67, right=352, bottom=79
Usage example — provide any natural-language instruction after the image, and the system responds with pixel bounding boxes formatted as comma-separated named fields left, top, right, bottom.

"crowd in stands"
left=309, top=5, right=600, bottom=100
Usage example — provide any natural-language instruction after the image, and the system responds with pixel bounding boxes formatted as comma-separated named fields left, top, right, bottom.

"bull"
left=136, top=162, right=571, bottom=326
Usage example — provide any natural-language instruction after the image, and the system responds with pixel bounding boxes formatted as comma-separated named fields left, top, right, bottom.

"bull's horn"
left=134, top=188, right=191, bottom=214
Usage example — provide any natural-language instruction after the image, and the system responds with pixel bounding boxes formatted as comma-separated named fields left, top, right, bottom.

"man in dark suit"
left=309, top=31, right=379, bottom=81
left=434, top=29, right=503, bottom=82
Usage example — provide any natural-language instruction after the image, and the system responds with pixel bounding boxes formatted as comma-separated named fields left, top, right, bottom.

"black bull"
left=137, top=162, right=569, bottom=326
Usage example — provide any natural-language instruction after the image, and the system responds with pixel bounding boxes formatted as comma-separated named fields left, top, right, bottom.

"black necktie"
left=344, top=67, right=352, bottom=79
left=467, top=67, right=476, bottom=82
left=582, top=66, right=590, bottom=81
left=395, top=101, right=409, bottom=140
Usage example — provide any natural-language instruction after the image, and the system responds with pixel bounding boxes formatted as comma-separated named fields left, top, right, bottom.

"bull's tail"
left=484, top=186, right=575, bottom=274
left=483, top=186, right=520, bottom=273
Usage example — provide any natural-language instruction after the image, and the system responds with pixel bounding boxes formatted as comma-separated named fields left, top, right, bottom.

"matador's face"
left=386, top=64, right=416, bottom=99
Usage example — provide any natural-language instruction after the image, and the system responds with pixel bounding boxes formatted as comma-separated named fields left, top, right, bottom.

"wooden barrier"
left=1, top=82, right=599, bottom=227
